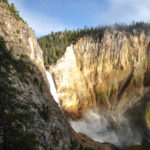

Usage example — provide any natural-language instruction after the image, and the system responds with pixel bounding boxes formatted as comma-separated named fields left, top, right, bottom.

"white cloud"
left=8, top=0, right=68, bottom=37
left=21, top=12, right=66, bottom=37
left=8, top=0, right=150, bottom=36
left=97, top=0, right=150, bottom=25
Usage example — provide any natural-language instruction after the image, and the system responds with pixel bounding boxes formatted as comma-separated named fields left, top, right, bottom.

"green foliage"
left=0, top=0, right=26, bottom=23
left=38, top=104, right=50, bottom=121
left=1, top=0, right=8, bottom=4
left=38, top=26, right=108, bottom=65
left=16, top=30, right=20, bottom=34
left=12, top=58, right=29, bottom=82
left=38, top=22, right=150, bottom=67
left=70, top=140, right=79, bottom=149
left=0, top=36, right=38, bottom=150
left=39, top=81, right=43, bottom=93
left=144, top=70, right=150, bottom=87
left=145, top=102, right=150, bottom=130
left=8, top=3, right=25, bottom=23
left=33, top=77, right=39, bottom=86
left=33, top=78, right=43, bottom=93
left=132, top=76, right=142, bottom=87
left=0, top=21, right=4, bottom=26
left=96, top=90, right=107, bottom=102
left=123, top=144, right=150, bottom=150
left=2, top=53, right=35, bottom=84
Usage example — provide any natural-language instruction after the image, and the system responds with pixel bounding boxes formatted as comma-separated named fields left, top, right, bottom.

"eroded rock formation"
left=0, top=1, right=119, bottom=150
left=49, top=30, right=150, bottom=119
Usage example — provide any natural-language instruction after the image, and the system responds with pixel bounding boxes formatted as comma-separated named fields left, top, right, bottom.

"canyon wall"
left=0, top=2, right=79, bottom=149
left=0, top=2, right=119, bottom=150
left=49, top=29, right=150, bottom=118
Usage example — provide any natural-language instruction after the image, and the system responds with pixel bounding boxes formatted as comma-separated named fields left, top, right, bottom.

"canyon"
left=0, top=1, right=119, bottom=150
left=1, top=0, right=150, bottom=150
left=48, top=29, right=150, bottom=148
left=49, top=30, right=150, bottom=117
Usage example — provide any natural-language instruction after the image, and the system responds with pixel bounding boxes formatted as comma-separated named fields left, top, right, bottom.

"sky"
left=8, top=0, right=150, bottom=37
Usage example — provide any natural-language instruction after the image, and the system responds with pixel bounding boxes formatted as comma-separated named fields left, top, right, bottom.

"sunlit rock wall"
left=50, top=30, right=150, bottom=118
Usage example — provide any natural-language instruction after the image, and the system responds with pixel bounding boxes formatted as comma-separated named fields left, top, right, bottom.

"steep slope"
left=49, top=28, right=150, bottom=147
left=0, top=2, right=80, bottom=149
left=49, top=29, right=150, bottom=118
left=0, top=37, right=80, bottom=150
left=0, top=1, right=119, bottom=150
left=0, top=2, right=44, bottom=73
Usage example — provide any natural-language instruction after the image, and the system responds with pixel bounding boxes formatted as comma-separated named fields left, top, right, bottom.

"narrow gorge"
left=0, top=1, right=119, bottom=150
left=1, top=0, right=150, bottom=150
left=47, top=29, right=150, bottom=149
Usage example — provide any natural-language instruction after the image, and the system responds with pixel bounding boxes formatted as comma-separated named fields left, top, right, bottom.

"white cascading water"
left=46, top=71, right=142, bottom=148
left=70, top=109, right=142, bottom=148
left=46, top=71, right=59, bottom=104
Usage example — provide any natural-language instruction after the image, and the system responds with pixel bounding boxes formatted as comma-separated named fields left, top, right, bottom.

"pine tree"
left=1, top=0, right=8, bottom=4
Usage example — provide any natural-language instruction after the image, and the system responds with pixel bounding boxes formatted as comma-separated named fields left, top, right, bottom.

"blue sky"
left=8, top=0, right=150, bottom=37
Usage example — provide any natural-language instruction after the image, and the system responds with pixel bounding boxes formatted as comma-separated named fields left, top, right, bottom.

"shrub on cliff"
left=1, top=0, right=8, bottom=4
left=8, top=3, right=25, bottom=23
left=123, top=144, right=150, bottom=150
left=0, top=36, right=38, bottom=150
left=0, top=0, right=25, bottom=23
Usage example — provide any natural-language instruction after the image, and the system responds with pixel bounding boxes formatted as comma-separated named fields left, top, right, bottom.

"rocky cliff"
left=49, top=29, right=150, bottom=119
left=48, top=28, right=150, bottom=148
left=0, top=2, right=45, bottom=74
left=0, top=2, right=79, bottom=149
left=0, top=1, right=119, bottom=150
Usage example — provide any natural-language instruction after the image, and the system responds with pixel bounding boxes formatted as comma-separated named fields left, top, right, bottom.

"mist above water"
left=70, top=109, right=142, bottom=148
left=46, top=71, right=142, bottom=148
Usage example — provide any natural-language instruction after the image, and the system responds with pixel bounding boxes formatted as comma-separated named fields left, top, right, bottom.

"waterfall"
left=46, top=71, right=59, bottom=104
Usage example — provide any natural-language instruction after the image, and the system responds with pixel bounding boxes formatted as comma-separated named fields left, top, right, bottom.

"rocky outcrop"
left=0, top=2, right=80, bottom=149
left=49, top=29, right=150, bottom=118
left=0, top=42, right=79, bottom=149
left=0, top=2, right=45, bottom=76
left=0, top=2, right=119, bottom=150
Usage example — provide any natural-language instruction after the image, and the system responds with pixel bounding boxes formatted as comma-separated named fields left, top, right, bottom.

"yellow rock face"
left=50, top=30, right=150, bottom=118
